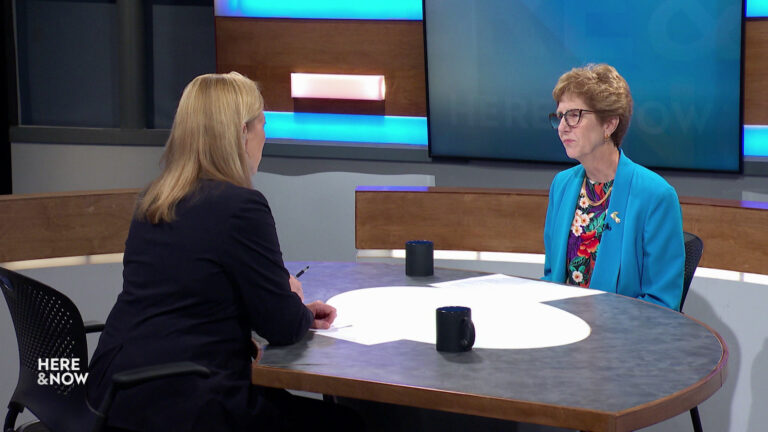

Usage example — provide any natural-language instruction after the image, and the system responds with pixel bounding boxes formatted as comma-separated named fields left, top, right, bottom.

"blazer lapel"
left=551, top=167, right=585, bottom=282
left=591, top=151, right=634, bottom=293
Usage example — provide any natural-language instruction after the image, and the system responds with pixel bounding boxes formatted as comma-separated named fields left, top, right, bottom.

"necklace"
left=580, top=176, right=613, bottom=207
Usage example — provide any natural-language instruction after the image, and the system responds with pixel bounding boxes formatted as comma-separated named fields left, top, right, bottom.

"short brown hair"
left=552, top=64, right=633, bottom=147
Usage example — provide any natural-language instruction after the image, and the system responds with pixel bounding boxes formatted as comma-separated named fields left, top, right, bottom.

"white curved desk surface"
left=254, top=262, right=728, bottom=432
left=323, top=274, right=598, bottom=349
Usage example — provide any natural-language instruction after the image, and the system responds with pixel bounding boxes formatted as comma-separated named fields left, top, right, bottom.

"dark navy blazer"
left=87, top=180, right=312, bottom=431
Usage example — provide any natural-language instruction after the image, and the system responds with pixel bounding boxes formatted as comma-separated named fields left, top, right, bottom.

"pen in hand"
left=295, top=265, right=310, bottom=278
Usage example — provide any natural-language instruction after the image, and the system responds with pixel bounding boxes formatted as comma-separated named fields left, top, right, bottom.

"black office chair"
left=0, top=267, right=211, bottom=432
left=681, top=231, right=704, bottom=432
left=681, top=232, right=704, bottom=312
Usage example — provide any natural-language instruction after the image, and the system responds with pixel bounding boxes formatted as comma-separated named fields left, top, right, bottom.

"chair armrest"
left=111, top=361, right=211, bottom=390
left=92, top=362, right=211, bottom=432
left=84, top=321, right=105, bottom=333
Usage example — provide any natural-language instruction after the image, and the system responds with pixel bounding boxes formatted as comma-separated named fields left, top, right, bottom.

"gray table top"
left=255, top=261, right=727, bottom=432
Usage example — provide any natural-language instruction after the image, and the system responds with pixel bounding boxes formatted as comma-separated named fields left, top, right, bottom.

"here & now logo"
left=37, top=358, right=88, bottom=386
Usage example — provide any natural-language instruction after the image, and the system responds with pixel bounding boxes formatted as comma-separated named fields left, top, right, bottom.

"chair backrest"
left=0, top=267, right=96, bottom=432
left=681, top=232, right=704, bottom=313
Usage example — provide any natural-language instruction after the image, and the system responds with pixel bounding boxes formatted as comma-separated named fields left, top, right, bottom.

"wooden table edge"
left=251, top=306, right=728, bottom=432
left=251, top=363, right=617, bottom=431
left=614, top=314, right=729, bottom=431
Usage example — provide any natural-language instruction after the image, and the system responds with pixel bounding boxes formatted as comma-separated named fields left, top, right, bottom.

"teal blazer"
left=543, top=151, right=684, bottom=310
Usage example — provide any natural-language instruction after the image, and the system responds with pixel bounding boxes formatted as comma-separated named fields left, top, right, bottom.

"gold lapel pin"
left=610, top=211, right=621, bottom=224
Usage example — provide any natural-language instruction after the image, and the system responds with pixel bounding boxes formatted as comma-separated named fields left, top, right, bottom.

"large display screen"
left=424, top=1, right=743, bottom=172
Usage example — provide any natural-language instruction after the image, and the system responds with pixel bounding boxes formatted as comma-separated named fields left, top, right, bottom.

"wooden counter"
left=355, top=186, right=768, bottom=275
left=1, top=186, right=765, bottom=276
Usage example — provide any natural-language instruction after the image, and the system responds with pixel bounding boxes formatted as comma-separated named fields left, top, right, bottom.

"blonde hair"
left=552, top=64, right=633, bottom=147
left=137, top=72, right=264, bottom=223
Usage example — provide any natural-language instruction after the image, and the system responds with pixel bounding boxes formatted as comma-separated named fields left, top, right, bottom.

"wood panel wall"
left=744, top=20, right=768, bottom=124
left=215, top=18, right=426, bottom=117
left=216, top=17, right=768, bottom=123
left=355, top=188, right=548, bottom=254
left=0, top=190, right=139, bottom=263
left=356, top=187, right=768, bottom=275
left=0, top=188, right=764, bottom=275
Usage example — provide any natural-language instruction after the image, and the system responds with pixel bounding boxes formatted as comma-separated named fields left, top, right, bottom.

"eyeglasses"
left=548, top=109, right=598, bottom=129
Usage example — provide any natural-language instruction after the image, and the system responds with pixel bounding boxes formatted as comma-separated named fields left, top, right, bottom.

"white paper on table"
left=430, top=274, right=602, bottom=303
left=429, top=273, right=531, bottom=289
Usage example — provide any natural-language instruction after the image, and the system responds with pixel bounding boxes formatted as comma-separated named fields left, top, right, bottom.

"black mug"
left=405, top=240, right=434, bottom=276
left=436, top=306, right=475, bottom=352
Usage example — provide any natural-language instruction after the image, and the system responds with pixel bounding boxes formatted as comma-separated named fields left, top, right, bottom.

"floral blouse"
left=565, top=177, right=614, bottom=287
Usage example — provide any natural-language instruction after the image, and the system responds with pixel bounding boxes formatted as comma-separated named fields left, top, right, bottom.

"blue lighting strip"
left=265, top=114, right=766, bottom=155
left=744, top=125, right=768, bottom=157
left=214, top=0, right=423, bottom=20
left=265, top=112, right=428, bottom=145
left=746, top=0, right=768, bottom=17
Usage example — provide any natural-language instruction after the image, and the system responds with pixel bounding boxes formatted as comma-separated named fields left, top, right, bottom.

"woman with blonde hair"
left=87, top=72, right=346, bottom=431
left=543, top=64, right=684, bottom=310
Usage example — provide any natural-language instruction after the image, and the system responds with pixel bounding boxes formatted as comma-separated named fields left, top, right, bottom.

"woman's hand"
left=289, top=275, right=304, bottom=301
left=305, top=301, right=337, bottom=330
left=250, top=338, right=263, bottom=363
